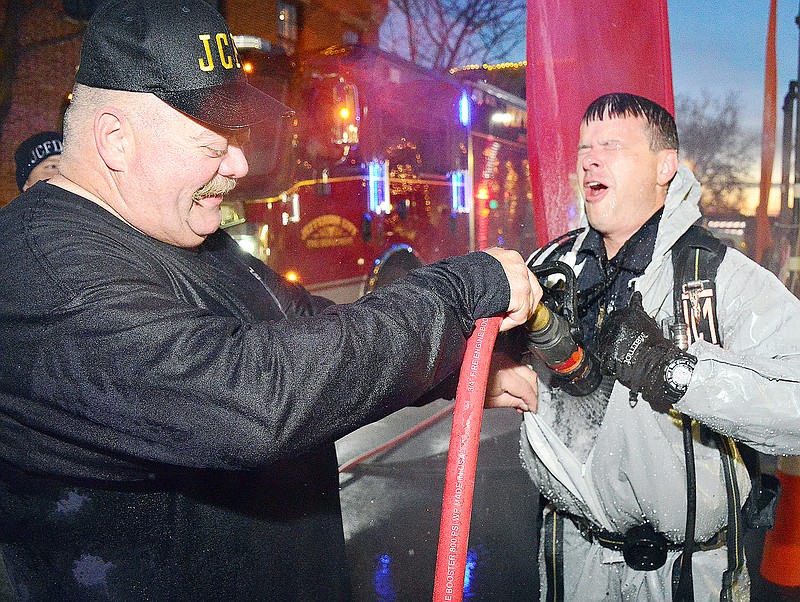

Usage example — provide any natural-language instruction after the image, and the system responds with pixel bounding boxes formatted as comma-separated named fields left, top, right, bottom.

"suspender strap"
left=543, top=508, right=564, bottom=602
left=672, top=413, right=697, bottom=602
left=717, top=435, right=746, bottom=602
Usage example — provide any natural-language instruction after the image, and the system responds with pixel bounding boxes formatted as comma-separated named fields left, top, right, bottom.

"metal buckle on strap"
left=572, top=516, right=727, bottom=571
left=682, top=279, right=710, bottom=325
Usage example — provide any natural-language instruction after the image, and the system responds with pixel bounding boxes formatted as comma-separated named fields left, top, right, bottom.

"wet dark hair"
left=582, top=93, right=678, bottom=152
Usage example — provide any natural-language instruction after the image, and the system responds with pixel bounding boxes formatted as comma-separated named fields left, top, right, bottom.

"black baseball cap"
left=15, top=131, right=63, bottom=192
left=75, top=0, right=291, bottom=129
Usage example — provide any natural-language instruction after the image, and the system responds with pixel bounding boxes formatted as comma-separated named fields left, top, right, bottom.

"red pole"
left=432, top=316, right=502, bottom=601
left=526, top=0, right=674, bottom=243
left=755, top=0, right=777, bottom=264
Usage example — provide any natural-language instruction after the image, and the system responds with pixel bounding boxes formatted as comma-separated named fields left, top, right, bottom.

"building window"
left=278, top=2, right=298, bottom=54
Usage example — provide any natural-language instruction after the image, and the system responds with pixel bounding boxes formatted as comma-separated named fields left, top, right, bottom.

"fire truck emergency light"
left=459, top=91, right=471, bottom=127
left=368, top=160, right=391, bottom=214
left=450, top=171, right=470, bottom=214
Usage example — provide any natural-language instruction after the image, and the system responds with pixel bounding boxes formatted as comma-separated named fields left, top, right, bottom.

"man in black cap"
left=0, top=0, right=539, bottom=600
left=14, top=131, right=63, bottom=192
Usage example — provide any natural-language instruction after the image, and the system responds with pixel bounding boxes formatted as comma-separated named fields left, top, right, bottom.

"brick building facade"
left=0, top=0, right=387, bottom=206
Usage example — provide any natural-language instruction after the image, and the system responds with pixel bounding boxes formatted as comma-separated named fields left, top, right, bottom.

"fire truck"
left=224, top=42, right=535, bottom=303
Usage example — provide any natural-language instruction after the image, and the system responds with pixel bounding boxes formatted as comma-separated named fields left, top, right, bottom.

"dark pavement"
left=338, top=402, right=800, bottom=601
left=338, top=402, right=540, bottom=600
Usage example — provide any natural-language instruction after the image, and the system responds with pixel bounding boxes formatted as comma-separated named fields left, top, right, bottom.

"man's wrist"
left=663, top=353, right=697, bottom=400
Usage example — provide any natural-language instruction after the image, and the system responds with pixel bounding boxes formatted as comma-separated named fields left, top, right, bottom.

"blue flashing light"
left=459, top=90, right=471, bottom=127
left=372, top=554, right=397, bottom=602
left=451, top=170, right=469, bottom=214
left=568, top=202, right=579, bottom=222
left=463, top=547, right=479, bottom=598
left=368, top=160, right=391, bottom=214
left=368, top=161, right=380, bottom=212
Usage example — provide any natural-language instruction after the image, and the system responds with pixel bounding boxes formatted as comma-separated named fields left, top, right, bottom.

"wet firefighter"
left=505, top=93, right=800, bottom=602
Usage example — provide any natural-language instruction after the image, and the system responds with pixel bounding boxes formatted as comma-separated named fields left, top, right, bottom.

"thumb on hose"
left=482, top=247, right=543, bottom=331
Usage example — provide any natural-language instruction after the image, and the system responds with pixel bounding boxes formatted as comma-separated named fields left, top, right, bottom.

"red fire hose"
left=432, top=316, right=502, bottom=601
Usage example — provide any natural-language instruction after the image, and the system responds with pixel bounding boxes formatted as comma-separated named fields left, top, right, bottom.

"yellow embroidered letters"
left=197, top=33, right=239, bottom=72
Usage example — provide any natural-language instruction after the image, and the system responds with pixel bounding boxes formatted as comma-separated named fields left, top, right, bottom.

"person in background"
left=14, top=131, right=63, bottom=192
left=0, top=0, right=540, bottom=600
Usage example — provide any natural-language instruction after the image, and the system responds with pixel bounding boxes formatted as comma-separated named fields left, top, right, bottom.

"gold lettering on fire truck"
left=301, top=215, right=357, bottom=249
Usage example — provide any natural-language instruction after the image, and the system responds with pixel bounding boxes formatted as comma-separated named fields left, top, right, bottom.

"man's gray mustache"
left=193, top=175, right=237, bottom=201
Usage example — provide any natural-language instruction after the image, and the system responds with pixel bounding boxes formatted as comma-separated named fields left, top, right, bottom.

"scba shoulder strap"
left=671, top=225, right=726, bottom=348
left=670, top=224, right=779, bottom=601
left=670, top=224, right=777, bottom=528
left=669, top=224, right=730, bottom=602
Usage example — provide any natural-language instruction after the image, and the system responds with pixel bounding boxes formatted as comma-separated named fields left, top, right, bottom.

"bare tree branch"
left=383, top=0, right=525, bottom=72
left=675, top=92, right=758, bottom=214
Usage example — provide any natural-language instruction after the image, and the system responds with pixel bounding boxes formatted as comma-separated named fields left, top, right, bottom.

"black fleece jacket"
left=0, top=183, right=509, bottom=601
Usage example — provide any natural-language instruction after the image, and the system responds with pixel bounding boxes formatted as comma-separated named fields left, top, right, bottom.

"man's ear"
left=656, top=149, right=679, bottom=186
left=94, top=107, right=131, bottom=172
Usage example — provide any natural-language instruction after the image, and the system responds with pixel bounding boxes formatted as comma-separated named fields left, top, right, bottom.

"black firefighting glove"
left=598, top=291, right=696, bottom=407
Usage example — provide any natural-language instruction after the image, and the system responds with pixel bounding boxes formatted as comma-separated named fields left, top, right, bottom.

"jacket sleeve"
left=675, top=249, right=800, bottom=455
left=3, top=228, right=509, bottom=479
left=236, top=238, right=335, bottom=317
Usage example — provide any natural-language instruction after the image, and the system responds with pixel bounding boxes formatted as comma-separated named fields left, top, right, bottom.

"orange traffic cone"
left=761, top=456, right=800, bottom=586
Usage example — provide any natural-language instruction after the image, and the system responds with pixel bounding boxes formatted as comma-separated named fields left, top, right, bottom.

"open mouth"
left=584, top=180, right=608, bottom=201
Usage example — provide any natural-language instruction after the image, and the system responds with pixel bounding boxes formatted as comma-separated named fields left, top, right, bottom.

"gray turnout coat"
left=521, top=165, right=800, bottom=601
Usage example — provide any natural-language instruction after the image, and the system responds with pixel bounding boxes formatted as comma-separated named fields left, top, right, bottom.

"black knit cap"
left=14, top=131, right=63, bottom=192
left=75, top=0, right=291, bottom=128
